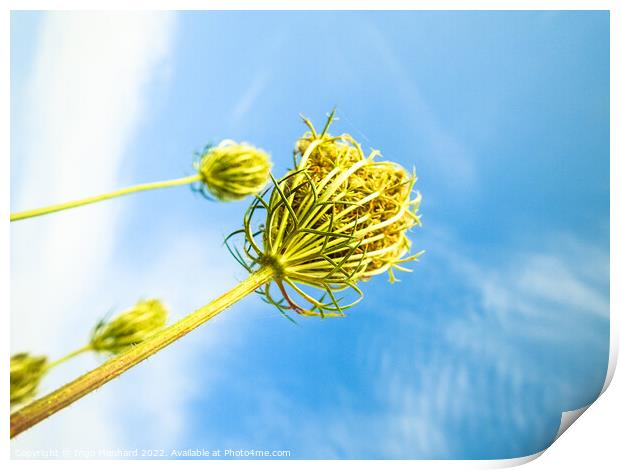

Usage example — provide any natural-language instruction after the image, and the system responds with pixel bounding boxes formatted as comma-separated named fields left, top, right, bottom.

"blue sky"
left=10, top=11, right=609, bottom=459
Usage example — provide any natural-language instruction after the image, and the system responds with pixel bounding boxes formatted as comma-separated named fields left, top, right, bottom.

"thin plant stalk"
left=44, top=346, right=92, bottom=371
left=10, top=265, right=275, bottom=438
left=10, top=174, right=202, bottom=222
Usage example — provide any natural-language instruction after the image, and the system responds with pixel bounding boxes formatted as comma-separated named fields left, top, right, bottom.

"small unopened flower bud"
left=10, top=353, right=48, bottom=406
left=90, top=299, right=168, bottom=355
left=197, top=140, right=272, bottom=201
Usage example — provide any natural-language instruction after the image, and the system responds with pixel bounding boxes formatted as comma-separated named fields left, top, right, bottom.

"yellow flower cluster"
left=232, top=111, right=423, bottom=317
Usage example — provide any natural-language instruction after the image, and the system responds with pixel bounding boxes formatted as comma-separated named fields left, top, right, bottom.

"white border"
left=2, top=2, right=616, bottom=468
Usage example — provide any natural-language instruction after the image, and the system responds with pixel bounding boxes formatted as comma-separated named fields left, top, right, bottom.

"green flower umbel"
left=10, top=353, right=48, bottom=407
left=90, top=299, right=168, bottom=355
left=197, top=140, right=272, bottom=201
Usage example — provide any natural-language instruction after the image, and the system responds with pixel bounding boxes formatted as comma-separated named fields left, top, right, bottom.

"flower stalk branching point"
left=10, top=142, right=272, bottom=222
left=10, top=111, right=422, bottom=437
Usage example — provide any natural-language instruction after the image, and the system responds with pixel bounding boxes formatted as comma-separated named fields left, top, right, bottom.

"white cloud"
left=11, top=11, right=176, bottom=453
left=477, top=253, right=609, bottom=321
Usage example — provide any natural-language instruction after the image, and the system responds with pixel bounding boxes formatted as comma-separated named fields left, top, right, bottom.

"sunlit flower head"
left=229, top=111, right=423, bottom=319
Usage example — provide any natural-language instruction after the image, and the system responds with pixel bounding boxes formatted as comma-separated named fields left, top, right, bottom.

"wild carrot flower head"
left=228, top=111, right=423, bottom=319
left=197, top=140, right=272, bottom=201
left=10, top=353, right=48, bottom=407
left=90, top=299, right=168, bottom=355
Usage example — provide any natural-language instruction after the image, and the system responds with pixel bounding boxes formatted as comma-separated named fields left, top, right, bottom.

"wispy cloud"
left=378, top=232, right=610, bottom=457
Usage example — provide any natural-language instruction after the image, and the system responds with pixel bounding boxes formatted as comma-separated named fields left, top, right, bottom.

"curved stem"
left=44, top=345, right=92, bottom=371
left=10, top=174, right=203, bottom=222
left=10, top=265, right=275, bottom=438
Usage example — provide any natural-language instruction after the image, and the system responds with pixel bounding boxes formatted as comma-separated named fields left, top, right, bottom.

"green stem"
left=44, top=345, right=92, bottom=371
left=10, top=174, right=203, bottom=222
left=10, top=265, right=275, bottom=438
